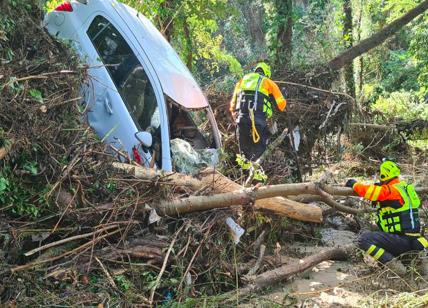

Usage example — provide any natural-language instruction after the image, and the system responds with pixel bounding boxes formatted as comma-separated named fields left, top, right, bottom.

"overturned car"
left=43, top=0, right=221, bottom=172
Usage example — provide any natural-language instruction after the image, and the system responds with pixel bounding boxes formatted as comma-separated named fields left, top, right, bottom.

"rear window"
left=87, top=15, right=159, bottom=132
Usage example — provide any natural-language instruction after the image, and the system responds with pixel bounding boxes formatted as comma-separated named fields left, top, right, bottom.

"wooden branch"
left=156, top=182, right=367, bottom=218
left=232, top=246, right=350, bottom=298
left=328, top=0, right=428, bottom=70
left=252, top=230, right=266, bottom=252
left=245, top=244, right=266, bottom=277
left=244, top=127, right=289, bottom=186
left=198, top=168, right=323, bottom=223
left=350, top=122, right=395, bottom=130
left=11, top=228, right=122, bottom=273
left=95, top=257, right=117, bottom=290
left=257, top=127, right=289, bottom=165
left=149, top=224, right=185, bottom=305
left=112, top=162, right=203, bottom=191
left=24, top=224, right=120, bottom=256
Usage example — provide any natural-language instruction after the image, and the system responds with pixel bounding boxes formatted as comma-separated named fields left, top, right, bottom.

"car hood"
left=113, top=2, right=208, bottom=109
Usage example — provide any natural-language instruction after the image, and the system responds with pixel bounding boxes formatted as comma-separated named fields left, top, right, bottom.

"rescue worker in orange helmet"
left=230, top=62, right=286, bottom=160
left=345, top=160, right=428, bottom=275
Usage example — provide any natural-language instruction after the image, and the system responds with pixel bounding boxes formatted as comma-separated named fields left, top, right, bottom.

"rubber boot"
left=385, top=259, right=407, bottom=276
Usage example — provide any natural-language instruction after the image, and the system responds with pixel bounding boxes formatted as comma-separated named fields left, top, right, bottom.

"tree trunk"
left=328, top=0, right=428, bottom=70
left=183, top=19, right=193, bottom=70
left=342, top=0, right=355, bottom=97
left=229, top=246, right=350, bottom=298
left=112, top=162, right=203, bottom=191
left=159, top=0, right=174, bottom=42
left=356, top=0, right=364, bottom=97
left=242, top=2, right=266, bottom=49
left=275, top=0, right=293, bottom=67
left=198, top=168, right=323, bottom=223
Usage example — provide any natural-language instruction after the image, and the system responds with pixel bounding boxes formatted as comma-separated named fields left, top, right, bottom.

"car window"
left=87, top=15, right=160, bottom=133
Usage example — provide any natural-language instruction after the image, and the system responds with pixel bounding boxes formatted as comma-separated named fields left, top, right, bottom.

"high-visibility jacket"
left=352, top=178, right=422, bottom=234
left=229, top=73, right=286, bottom=119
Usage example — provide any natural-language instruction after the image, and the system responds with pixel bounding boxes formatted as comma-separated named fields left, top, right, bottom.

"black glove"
left=345, top=179, right=357, bottom=188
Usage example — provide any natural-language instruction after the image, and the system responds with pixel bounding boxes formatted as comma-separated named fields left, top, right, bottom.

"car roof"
left=110, top=1, right=209, bottom=109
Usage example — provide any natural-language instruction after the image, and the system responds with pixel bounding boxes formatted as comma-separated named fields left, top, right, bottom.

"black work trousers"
left=358, top=231, right=427, bottom=264
left=236, top=117, right=268, bottom=161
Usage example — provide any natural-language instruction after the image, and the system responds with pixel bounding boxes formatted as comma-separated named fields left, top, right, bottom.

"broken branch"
left=232, top=246, right=350, bottom=298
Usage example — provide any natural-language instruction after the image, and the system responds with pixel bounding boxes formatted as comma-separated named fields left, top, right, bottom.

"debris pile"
left=1, top=2, right=428, bottom=306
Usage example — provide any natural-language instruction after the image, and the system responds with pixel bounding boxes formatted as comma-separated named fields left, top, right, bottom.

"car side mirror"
left=135, top=131, right=152, bottom=148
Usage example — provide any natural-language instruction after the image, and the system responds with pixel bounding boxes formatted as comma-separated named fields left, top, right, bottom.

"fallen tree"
left=115, top=163, right=324, bottom=223
left=114, top=163, right=428, bottom=221
left=230, top=245, right=350, bottom=298
left=156, top=181, right=371, bottom=217
left=328, top=0, right=428, bottom=70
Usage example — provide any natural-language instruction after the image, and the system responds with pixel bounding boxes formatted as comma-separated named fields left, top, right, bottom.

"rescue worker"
left=230, top=62, right=286, bottom=160
left=345, top=160, right=428, bottom=275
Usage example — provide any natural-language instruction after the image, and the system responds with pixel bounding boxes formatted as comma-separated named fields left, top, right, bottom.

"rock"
left=320, top=228, right=356, bottom=247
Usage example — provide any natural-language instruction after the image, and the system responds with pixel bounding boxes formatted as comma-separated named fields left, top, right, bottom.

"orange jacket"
left=352, top=178, right=404, bottom=205
left=229, top=77, right=286, bottom=115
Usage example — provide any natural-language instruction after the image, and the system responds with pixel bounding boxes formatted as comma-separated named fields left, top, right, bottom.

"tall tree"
left=328, top=0, right=428, bottom=70
left=342, top=0, right=355, bottom=97
left=241, top=2, right=266, bottom=49
left=275, top=0, right=293, bottom=67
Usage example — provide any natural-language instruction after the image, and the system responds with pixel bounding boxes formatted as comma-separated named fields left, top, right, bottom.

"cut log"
left=232, top=246, right=350, bottom=298
left=198, top=168, right=322, bottom=223
left=156, top=184, right=361, bottom=219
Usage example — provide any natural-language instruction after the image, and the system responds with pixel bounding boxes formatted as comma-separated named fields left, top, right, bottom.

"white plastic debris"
left=149, top=208, right=161, bottom=224
left=225, top=217, right=245, bottom=244
left=292, top=125, right=301, bottom=151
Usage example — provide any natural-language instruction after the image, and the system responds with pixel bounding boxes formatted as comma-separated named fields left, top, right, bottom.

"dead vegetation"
left=1, top=2, right=428, bottom=307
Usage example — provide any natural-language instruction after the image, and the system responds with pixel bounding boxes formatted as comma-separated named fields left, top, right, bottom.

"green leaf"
left=29, top=89, right=43, bottom=103
left=23, top=162, right=38, bottom=175
left=0, top=177, right=9, bottom=194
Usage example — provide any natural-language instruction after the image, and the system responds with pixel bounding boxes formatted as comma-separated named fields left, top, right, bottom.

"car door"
left=86, top=14, right=172, bottom=170
left=70, top=13, right=152, bottom=165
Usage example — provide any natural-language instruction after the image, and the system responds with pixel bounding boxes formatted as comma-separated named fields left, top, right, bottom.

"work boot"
left=385, top=259, right=407, bottom=276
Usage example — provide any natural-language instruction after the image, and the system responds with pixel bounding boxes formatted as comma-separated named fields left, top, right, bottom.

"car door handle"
left=104, top=96, right=113, bottom=115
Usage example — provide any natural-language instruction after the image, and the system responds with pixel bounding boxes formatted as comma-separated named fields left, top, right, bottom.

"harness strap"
left=249, top=108, right=260, bottom=143
left=252, top=76, right=263, bottom=112
left=248, top=76, right=263, bottom=144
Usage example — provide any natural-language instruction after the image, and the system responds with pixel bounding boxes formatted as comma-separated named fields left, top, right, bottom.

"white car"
left=43, top=0, right=221, bottom=171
